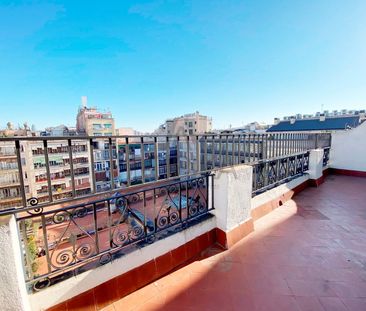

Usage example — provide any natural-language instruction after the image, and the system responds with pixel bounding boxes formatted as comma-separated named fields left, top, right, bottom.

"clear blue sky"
left=1, top=0, right=365, bottom=132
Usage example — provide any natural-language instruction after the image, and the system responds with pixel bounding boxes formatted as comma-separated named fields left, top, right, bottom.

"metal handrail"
left=0, top=133, right=331, bottom=213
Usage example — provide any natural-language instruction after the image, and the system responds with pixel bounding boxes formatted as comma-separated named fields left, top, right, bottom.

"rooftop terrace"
left=101, top=175, right=366, bottom=311
left=1, top=123, right=366, bottom=311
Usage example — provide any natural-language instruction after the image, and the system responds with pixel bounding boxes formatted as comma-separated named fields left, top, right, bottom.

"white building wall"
left=330, top=122, right=366, bottom=172
left=0, top=216, right=31, bottom=311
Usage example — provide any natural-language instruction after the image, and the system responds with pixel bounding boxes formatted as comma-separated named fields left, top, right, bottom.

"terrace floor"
left=102, top=175, right=366, bottom=311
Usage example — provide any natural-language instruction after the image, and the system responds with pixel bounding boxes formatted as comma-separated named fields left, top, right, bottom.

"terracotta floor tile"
left=100, top=176, right=366, bottom=311
left=287, top=279, right=337, bottom=297
left=253, top=294, right=301, bottom=311
left=328, top=281, right=366, bottom=298
left=318, top=297, right=348, bottom=311
left=100, top=305, right=115, bottom=311
left=341, top=297, right=366, bottom=310
left=295, top=296, right=325, bottom=311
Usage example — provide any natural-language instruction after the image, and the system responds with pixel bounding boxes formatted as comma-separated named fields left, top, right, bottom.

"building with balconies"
left=29, top=140, right=92, bottom=203
left=76, top=102, right=115, bottom=137
left=76, top=98, right=118, bottom=192
left=0, top=143, right=26, bottom=210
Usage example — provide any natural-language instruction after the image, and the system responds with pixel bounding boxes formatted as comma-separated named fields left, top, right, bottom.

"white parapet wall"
left=29, top=216, right=216, bottom=311
left=308, top=149, right=324, bottom=180
left=330, top=122, right=366, bottom=172
left=213, top=164, right=253, bottom=232
left=251, top=174, right=309, bottom=210
left=0, top=215, right=31, bottom=311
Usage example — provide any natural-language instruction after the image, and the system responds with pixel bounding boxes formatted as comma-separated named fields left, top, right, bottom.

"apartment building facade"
left=0, top=143, right=25, bottom=209
left=118, top=140, right=178, bottom=185
left=29, top=140, right=91, bottom=203
left=76, top=103, right=118, bottom=192
left=156, top=111, right=212, bottom=136
left=76, top=106, right=115, bottom=137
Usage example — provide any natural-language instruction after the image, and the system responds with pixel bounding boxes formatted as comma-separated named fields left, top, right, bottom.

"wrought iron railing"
left=16, top=173, right=213, bottom=292
left=323, top=147, right=330, bottom=167
left=0, top=133, right=330, bottom=213
left=252, top=151, right=310, bottom=196
left=0, top=131, right=332, bottom=292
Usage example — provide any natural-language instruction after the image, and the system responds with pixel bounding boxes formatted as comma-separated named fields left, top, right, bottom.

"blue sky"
left=0, top=0, right=365, bottom=132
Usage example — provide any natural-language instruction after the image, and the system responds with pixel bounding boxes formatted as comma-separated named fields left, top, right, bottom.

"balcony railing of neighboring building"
left=0, top=133, right=331, bottom=213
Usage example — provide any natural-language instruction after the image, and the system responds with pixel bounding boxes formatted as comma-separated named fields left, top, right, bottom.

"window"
left=189, top=122, right=193, bottom=127
left=104, top=124, right=112, bottom=129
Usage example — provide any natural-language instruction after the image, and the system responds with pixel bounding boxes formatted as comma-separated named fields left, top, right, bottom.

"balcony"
left=0, top=126, right=365, bottom=311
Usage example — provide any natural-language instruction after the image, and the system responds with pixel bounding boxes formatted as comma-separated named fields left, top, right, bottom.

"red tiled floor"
left=101, top=175, right=366, bottom=311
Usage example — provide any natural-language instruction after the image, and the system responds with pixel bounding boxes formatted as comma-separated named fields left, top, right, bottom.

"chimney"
left=274, top=118, right=280, bottom=125
left=319, top=113, right=325, bottom=121
left=359, top=110, right=365, bottom=120
left=81, top=96, right=88, bottom=108
left=290, top=116, right=296, bottom=124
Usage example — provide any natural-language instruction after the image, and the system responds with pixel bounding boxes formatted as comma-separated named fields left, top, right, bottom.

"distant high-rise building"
left=76, top=98, right=115, bottom=136
left=76, top=98, right=117, bottom=191
left=155, top=111, right=212, bottom=135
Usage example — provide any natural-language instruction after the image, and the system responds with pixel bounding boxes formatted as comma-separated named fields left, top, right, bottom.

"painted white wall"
left=0, top=215, right=31, bottom=311
left=330, top=122, right=366, bottom=172
left=308, top=149, right=324, bottom=180
left=251, top=174, right=309, bottom=210
left=213, top=164, right=252, bottom=232
left=29, top=216, right=216, bottom=311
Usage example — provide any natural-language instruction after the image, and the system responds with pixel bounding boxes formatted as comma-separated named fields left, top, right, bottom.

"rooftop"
left=101, top=175, right=366, bottom=311
left=0, top=127, right=365, bottom=311
left=267, top=116, right=361, bottom=132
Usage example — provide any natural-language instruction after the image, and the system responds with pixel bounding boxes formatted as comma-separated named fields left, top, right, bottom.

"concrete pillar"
left=308, top=149, right=325, bottom=186
left=0, top=215, right=31, bottom=311
left=213, top=164, right=254, bottom=248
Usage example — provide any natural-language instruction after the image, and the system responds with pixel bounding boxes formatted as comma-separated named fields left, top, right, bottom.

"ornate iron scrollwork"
left=268, top=161, right=277, bottom=184
left=288, top=156, right=296, bottom=176
left=254, top=163, right=265, bottom=190
left=49, top=205, right=97, bottom=269
left=323, top=148, right=330, bottom=167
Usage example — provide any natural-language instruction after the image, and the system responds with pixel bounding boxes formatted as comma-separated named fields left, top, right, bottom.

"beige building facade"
left=157, top=111, right=212, bottom=135
left=76, top=106, right=115, bottom=136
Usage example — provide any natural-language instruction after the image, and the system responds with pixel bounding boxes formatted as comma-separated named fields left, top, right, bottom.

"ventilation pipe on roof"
left=359, top=110, right=365, bottom=121
left=319, top=113, right=325, bottom=122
